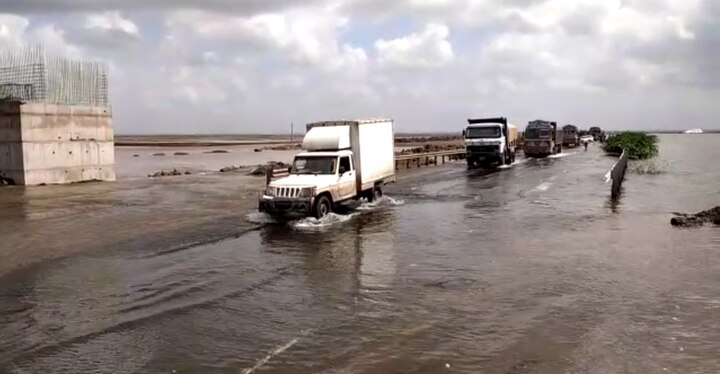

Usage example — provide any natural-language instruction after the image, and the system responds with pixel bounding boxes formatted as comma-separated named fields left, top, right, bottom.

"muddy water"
left=115, top=145, right=298, bottom=179
left=1, top=135, right=719, bottom=373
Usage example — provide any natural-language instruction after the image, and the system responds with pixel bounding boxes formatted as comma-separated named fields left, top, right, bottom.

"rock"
left=133, top=154, right=140, bottom=157
left=153, top=153, right=166, bottom=157
left=248, top=166, right=267, bottom=176
left=671, top=207, right=720, bottom=227
left=148, top=169, right=188, bottom=178
left=263, top=144, right=302, bottom=151
left=254, top=148, right=262, bottom=152
left=220, top=165, right=243, bottom=173
left=174, top=152, right=190, bottom=156
left=247, top=161, right=289, bottom=176
left=205, top=150, right=229, bottom=154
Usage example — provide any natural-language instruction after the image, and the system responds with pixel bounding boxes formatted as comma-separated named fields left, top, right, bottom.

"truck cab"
left=259, top=119, right=395, bottom=218
left=463, top=117, right=518, bottom=168
left=523, top=120, right=563, bottom=157
left=562, top=125, right=579, bottom=147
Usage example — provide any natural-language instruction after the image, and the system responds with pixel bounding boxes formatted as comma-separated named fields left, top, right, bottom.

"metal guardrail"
left=605, top=149, right=629, bottom=199
left=395, top=149, right=465, bottom=170
left=264, top=150, right=467, bottom=185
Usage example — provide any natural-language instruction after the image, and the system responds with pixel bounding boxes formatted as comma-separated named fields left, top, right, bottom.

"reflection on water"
left=1, top=135, right=719, bottom=373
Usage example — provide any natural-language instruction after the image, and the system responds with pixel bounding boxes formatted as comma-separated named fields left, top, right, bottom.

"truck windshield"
left=525, top=128, right=551, bottom=139
left=466, top=126, right=501, bottom=138
left=291, top=156, right=337, bottom=175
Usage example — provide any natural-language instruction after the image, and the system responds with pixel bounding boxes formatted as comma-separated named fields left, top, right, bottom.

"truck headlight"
left=299, top=187, right=316, bottom=198
left=264, top=186, right=275, bottom=197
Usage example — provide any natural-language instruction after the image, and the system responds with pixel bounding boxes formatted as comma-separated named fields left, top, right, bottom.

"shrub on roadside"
left=602, top=132, right=659, bottom=160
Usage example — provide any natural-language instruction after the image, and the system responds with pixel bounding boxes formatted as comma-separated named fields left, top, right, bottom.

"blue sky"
left=0, top=0, right=718, bottom=134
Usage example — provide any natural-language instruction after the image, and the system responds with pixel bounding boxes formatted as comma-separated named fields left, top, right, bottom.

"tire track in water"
left=1, top=263, right=296, bottom=367
left=136, top=225, right=264, bottom=259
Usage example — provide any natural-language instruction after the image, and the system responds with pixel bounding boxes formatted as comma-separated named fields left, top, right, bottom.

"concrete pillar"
left=0, top=101, right=115, bottom=185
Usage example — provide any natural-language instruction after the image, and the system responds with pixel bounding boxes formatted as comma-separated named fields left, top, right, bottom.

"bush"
left=602, top=132, right=658, bottom=160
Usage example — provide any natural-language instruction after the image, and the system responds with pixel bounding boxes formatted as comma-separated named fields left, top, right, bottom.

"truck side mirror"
left=462, top=130, right=466, bottom=137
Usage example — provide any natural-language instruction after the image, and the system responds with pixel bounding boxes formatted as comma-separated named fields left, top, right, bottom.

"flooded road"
left=1, top=135, right=719, bottom=373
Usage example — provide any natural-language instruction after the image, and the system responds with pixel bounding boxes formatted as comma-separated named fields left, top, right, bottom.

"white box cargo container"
left=259, top=118, right=396, bottom=218
left=304, top=119, right=396, bottom=193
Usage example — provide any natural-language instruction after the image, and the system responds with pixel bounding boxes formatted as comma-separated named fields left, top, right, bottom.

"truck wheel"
left=313, top=195, right=332, bottom=218
left=467, top=158, right=475, bottom=168
left=373, top=187, right=383, bottom=201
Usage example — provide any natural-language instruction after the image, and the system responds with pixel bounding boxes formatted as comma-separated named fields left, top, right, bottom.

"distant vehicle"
left=523, top=120, right=563, bottom=157
left=259, top=119, right=396, bottom=218
left=463, top=117, right=518, bottom=168
left=683, top=128, right=703, bottom=134
left=580, top=135, right=595, bottom=143
left=562, top=125, right=580, bottom=147
left=588, top=126, right=603, bottom=141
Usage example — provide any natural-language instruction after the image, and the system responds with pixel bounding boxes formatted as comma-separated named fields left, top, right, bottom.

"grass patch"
left=602, top=132, right=659, bottom=160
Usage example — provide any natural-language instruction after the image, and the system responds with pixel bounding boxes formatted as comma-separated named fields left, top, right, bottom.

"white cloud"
left=85, top=11, right=139, bottom=36
left=375, top=23, right=454, bottom=68
left=0, top=14, right=29, bottom=46
left=0, top=0, right=718, bottom=132
left=167, top=8, right=367, bottom=73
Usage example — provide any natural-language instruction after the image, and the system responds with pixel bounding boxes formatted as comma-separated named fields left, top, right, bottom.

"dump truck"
left=523, top=120, right=563, bottom=157
left=259, top=119, right=396, bottom=218
left=562, top=125, right=579, bottom=147
left=463, top=117, right=518, bottom=168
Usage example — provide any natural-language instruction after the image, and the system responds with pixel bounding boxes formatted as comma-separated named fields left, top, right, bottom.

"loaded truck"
left=588, top=126, right=603, bottom=141
left=259, top=119, right=396, bottom=218
left=523, top=120, right=564, bottom=157
left=463, top=117, right=518, bottom=168
left=562, top=125, right=579, bottom=147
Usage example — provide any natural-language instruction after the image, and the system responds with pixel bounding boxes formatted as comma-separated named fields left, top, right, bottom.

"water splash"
left=292, top=196, right=405, bottom=229
left=532, top=182, right=553, bottom=192
left=355, top=196, right=405, bottom=211
left=498, top=158, right=529, bottom=169
left=291, top=213, right=360, bottom=230
left=246, top=212, right=279, bottom=224
left=548, top=152, right=575, bottom=159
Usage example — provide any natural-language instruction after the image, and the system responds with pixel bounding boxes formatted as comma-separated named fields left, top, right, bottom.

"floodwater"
left=115, top=145, right=298, bottom=179
left=1, top=135, right=719, bottom=373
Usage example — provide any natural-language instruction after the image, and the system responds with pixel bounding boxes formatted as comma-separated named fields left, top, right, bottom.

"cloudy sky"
left=0, top=0, right=717, bottom=133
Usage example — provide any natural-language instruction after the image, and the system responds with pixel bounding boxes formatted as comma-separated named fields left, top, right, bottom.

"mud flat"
left=115, top=134, right=296, bottom=147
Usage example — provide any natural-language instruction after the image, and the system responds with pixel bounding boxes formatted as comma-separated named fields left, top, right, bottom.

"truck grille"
left=274, top=187, right=302, bottom=198
left=468, top=145, right=499, bottom=153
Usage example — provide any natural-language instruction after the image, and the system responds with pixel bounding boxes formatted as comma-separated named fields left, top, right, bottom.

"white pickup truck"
left=259, top=119, right=396, bottom=218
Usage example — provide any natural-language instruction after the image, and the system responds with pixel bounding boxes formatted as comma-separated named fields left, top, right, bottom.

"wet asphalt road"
left=1, top=135, right=720, bottom=373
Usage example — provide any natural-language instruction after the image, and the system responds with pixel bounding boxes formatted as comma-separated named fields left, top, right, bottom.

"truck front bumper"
left=258, top=196, right=314, bottom=217
left=524, top=146, right=551, bottom=156
left=467, top=151, right=502, bottom=162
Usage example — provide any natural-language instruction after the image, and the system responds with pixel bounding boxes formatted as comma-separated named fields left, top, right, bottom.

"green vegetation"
left=602, top=132, right=659, bottom=160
